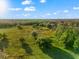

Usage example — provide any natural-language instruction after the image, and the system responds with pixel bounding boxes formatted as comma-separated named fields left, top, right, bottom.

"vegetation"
left=32, top=31, right=38, bottom=40
left=36, top=37, right=52, bottom=49
left=0, top=19, right=79, bottom=59
left=0, top=33, right=9, bottom=51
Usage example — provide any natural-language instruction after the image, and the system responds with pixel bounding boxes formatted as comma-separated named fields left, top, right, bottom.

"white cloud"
left=24, top=6, right=36, bottom=12
left=22, top=0, right=32, bottom=5
left=9, top=8, right=22, bottom=11
left=41, top=13, right=51, bottom=18
left=73, top=7, right=79, bottom=10
left=53, top=11, right=60, bottom=15
left=40, top=0, right=46, bottom=3
left=53, top=12, right=57, bottom=15
left=23, top=14, right=30, bottom=16
left=46, top=13, right=51, bottom=16
left=63, top=10, right=69, bottom=13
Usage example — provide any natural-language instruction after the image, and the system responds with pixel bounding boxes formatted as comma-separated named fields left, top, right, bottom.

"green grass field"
left=0, top=26, right=78, bottom=59
left=0, top=20, right=79, bottom=59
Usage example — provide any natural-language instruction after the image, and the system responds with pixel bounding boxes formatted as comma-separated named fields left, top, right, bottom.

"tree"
left=16, top=24, right=23, bottom=30
left=32, top=31, right=38, bottom=40
left=53, top=25, right=78, bottom=48
left=0, top=33, right=9, bottom=51
left=19, top=37, right=32, bottom=55
left=39, top=23, right=45, bottom=27
left=64, top=26, right=77, bottom=49
left=47, top=24, right=53, bottom=29
left=54, top=24, right=66, bottom=41
left=0, top=33, right=2, bottom=39
left=36, top=37, right=52, bottom=49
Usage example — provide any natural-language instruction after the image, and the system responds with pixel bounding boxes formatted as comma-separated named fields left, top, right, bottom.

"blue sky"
left=0, top=0, right=79, bottom=19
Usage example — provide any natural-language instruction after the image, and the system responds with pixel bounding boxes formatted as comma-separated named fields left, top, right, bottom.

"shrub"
left=0, top=33, right=9, bottom=51
left=64, top=26, right=77, bottom=49
left=36, top=37, right=52, bottom=48
left=16, top=24, right=23, bottom=30
left=32, top=31, right=38, bottom=40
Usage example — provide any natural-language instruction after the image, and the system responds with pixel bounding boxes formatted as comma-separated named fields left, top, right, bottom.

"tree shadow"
left=40, top=46, right=74, bottom=59
left=21, top=42, right=33, bottom=55
left=64, top=45, right=79, bottom=55
left=20, top=38, right=33, bottom=55
left=69, top=48, right=79, bottom=54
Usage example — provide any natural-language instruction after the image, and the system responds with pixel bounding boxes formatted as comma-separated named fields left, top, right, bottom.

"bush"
left=16, top=24, right=23, bottom=30
left=36, top=37, right=52, bottom=48
left=32, top=31, right=38, bottom=40
left=47, top=24, right=53, bottom=29
left=64, top=26, right=77, bottom=49
left=0, top=33, right=9, bottom=51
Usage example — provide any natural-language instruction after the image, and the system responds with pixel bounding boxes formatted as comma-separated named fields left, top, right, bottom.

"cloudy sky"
left=0, top=0, right=79, bottom=19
